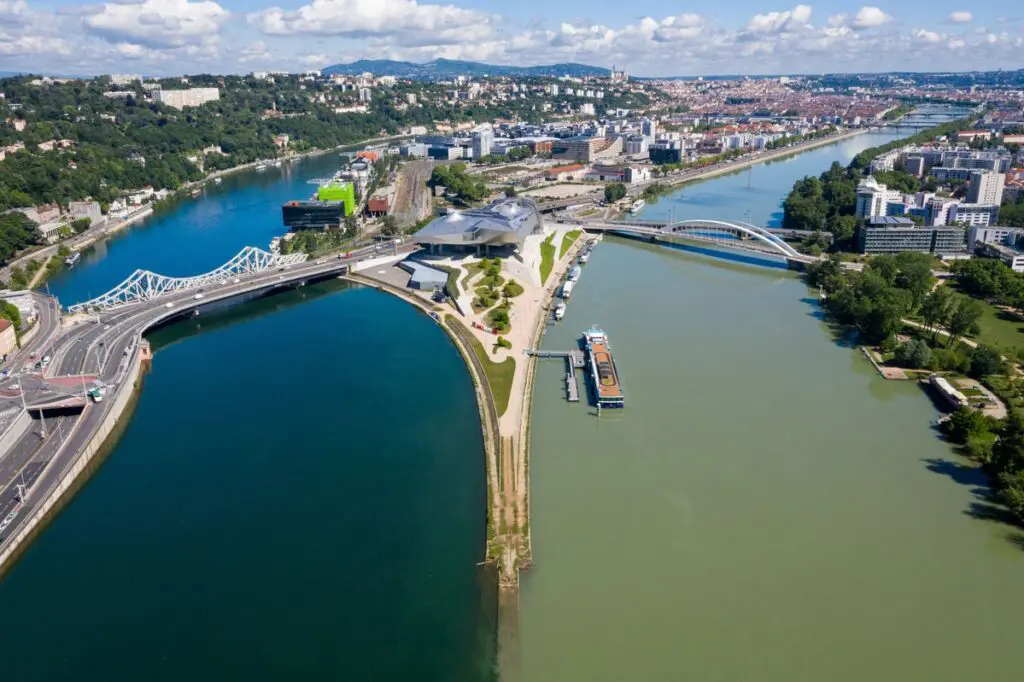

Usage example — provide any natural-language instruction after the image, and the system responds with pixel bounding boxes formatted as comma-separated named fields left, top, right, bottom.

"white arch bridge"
left=580, top=219, right=818, bottom=265
left=67, top=246, right=308, bottom=314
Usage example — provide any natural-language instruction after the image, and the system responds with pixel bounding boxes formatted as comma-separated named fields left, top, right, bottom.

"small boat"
left=629, top=199, right=646, bottom=214
left=255, top=163, right=267, bottom=172
left=64, top=252, right=81, bottom=268
left=567, top=265, right=582, bottom=282
left=273, top=160, right=282, bottom=167
left=554, top=302, right=566, bottom=320
left=561, top=281, right=575, bottom=299
left=190, top=189, right=200, bottom=197
left=214, top=177, right=222, bottom=185
left=579, top=252, right=589, bottom=264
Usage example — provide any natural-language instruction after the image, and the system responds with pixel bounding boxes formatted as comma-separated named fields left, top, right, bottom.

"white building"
left=967, top=171, right=1005, bottom=206
left=358, top=87, right=372, bottom=102
left=151, top=87, right=220, bottom=110
left=549, top=84, right=559, bottom=97
left=471, top=124, right=494, bottom=159
left=967, top=226, right=1024, bottom=251
left=855, top=177, right=904, bottom=219
left=950, top=203, right=1000, bottom=227
left=109, top=74, right=141, bottom=86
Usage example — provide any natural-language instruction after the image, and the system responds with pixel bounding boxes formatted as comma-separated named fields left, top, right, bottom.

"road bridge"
left=579, top=218, right=820, bottom=266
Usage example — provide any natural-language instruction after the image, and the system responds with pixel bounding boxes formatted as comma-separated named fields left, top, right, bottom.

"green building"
left=316, top=181, right=356, bottom=217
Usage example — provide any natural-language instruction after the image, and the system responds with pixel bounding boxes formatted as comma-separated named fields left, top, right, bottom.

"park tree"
left=604, top=182, right=627, bottom=203
left=920, top=287, right=954, bottom=337
left=968, top=345, right=1005, bottom=379
left=941, top=406, right=993, bottom=445
left=946, top=296, right=983, bottom=346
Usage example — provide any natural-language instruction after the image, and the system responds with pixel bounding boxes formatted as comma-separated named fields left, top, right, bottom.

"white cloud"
left=299, top=53, right=328, bottom=66
left=747, top=5, right=813, bottom=34
left=948, top=11, right=972, bottom=24
left=83, top=0, right=229, bottom=48
left=248, top=0, right=494, bottom=46
left=0, top=34, right=70, bottom=56
left=912, top=29, right=943, bottom=43
left=851, top=6, right=892, bottom=29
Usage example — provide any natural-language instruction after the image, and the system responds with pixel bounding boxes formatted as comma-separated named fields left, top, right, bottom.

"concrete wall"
left=0, top=409, right=31, bottom=456
left=0, top=350, right=142, bottom=572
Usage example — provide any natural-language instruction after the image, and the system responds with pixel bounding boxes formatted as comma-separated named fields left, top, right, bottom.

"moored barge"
left=583, top=327, right=624, bottom=408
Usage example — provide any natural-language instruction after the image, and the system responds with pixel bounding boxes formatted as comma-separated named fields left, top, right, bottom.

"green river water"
left=521, top=114, right=1024, bottom=680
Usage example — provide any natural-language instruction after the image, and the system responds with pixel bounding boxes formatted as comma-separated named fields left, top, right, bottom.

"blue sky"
left=1, top=1, right=1020, bottom=76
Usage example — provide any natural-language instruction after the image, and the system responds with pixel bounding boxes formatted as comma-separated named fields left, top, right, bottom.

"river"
left=521, top=109, right=1024, bottom=681
left=0, top=161, right=498, bottom=680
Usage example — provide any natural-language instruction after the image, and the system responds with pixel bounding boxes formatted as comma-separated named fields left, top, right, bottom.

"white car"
left=164, top=302, right=174, bottom=308
left=232, top=278, right=240, bottom=284
left=193, top=293, right=205, bottom=300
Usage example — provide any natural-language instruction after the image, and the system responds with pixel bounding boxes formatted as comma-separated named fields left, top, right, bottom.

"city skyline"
left=0, top=1, right=1020, bottom=77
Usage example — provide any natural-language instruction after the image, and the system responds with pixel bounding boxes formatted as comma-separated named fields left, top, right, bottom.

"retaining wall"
left=0, top=350, right=142, bottom=572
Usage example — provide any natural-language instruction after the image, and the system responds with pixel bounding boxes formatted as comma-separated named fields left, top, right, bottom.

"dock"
left=526, top=349, right=584, bottom=403
left=566, top=360, right=579, bottom=402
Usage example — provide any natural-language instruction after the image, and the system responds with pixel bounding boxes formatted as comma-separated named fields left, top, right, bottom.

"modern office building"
left=552, top=136, right=623, bottom=163
left=966, top=171, right=1005, bottom=206
left=649, top=141, right=683, bottom=165
left=413, top=197, right=542, bottom=253
left=857, top=216, right=965, bottom=254
left=281, top=181, right=356, bottom=230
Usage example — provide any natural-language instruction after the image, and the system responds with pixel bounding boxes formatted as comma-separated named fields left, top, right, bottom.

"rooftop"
left=414, top=197, right=542, bottom=248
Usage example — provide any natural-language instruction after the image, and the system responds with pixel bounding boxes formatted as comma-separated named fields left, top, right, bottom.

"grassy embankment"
left=539, top=234, right=556, bottom=284
left=448, top=315, right=516, bottom=416
left=559, top=230, right=581, bottom=259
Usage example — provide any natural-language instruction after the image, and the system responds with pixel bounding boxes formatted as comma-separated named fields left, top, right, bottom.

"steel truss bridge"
left=67, top=246, right=308, bottom=314
left=580, top=218, right=817, bottom=264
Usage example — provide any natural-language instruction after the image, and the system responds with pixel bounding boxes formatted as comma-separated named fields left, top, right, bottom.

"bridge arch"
left=661, top=219, right=803, bottom=259
left=67, top=246, right=307, bottom=314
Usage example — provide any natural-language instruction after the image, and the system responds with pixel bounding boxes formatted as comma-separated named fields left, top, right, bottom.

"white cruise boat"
left=553, top=302, right=566, bottom=320
left=629, top=199, right=646, bottom=214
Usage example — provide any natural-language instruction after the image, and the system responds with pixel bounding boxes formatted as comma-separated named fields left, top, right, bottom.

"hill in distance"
left=323, top=58, right=609, bottom=80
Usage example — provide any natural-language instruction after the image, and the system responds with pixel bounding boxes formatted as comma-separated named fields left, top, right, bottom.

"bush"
left=894, top=338, right=932, bottom=369
left=930, top=347, right=969, bottom=372
left=502, top=280, right=524, bottom=298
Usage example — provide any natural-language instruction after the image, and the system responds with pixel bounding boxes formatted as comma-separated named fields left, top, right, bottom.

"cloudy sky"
left=0, top=0, right=1020, bottom=77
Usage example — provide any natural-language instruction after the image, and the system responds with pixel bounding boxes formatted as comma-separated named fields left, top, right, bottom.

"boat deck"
left=586, top=336, right=624, bottom=406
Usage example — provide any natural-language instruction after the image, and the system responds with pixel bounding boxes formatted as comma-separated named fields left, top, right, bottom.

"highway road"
left=0, top=240, right=408, bottom=563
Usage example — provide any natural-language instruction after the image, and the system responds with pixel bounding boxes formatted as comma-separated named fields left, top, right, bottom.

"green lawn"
left=948, top=287, right=1024, bottom=358
left=559, top=229, right=581, bottom=259
left=540, top=234, right=556, bottom=285
left=449, top=316, right=516, bottom=416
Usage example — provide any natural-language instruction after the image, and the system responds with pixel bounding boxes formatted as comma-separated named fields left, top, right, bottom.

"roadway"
left=0, top=241, right=398, bottom=559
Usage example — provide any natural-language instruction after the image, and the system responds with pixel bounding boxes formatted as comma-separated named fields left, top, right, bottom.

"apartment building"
left=855, top=177, right=904, bottom=219
left=966, top=171, right=1005, bottom=206
left=151, top=87, right=220, bottom=110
